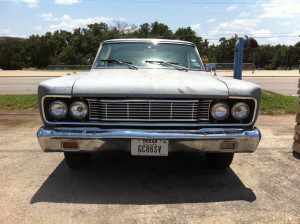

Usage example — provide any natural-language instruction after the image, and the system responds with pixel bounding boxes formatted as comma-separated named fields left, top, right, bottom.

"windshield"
left=93, top=42, right=205, bottom=70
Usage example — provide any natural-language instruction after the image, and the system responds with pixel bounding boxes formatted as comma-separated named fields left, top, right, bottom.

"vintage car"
left=37, top=38, right=261, bottom=169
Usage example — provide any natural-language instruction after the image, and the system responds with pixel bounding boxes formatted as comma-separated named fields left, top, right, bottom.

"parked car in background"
left=37, top=39, right=261, bottom=169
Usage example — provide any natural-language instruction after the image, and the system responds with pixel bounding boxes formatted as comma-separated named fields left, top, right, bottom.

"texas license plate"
left=131, top=139, right=169, bottom=156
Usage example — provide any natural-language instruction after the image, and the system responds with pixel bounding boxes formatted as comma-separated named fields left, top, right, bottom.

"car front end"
left=37, top=39, right=261, bottom=169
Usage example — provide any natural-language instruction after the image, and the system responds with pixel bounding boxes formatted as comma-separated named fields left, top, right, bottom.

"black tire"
left=205, top=153, right=234, bottom=169
left=64, top=152, right=91, bottom=169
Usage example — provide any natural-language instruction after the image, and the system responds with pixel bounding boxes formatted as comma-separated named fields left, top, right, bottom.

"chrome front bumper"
left=37, top=126, right=261, bottom=153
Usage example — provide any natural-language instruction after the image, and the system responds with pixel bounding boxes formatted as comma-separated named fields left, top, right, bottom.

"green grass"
left=261, top=91, right=298, bottom=115
left=0, top=91, right=298, bottom=115
left=0, top=94, right=38, bottom=109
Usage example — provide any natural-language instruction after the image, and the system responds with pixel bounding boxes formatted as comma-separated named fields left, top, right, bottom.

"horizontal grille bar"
left=87, top=99, right=212, bottom=122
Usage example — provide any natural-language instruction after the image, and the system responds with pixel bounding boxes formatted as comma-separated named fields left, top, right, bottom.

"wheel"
left=64, top=152, right=91, bottom=169
left=205, top=153, right=234, bottom=169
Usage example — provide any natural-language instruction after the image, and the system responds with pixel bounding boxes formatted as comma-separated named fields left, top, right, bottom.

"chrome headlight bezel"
left=49, top=100, right=68, bottom=119
left=70, top=101, right=88, bottom=119
left=211, top=102, right=229, bottom=121
left=231, top=102, right=250, bottom=120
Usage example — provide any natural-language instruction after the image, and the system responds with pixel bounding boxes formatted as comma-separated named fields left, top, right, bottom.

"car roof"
left=102, top=38, right=195, bottom=46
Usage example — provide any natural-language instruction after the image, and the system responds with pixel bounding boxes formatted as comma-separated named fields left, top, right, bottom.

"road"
left=0, top=113, right=299, bottom=223
left=0, top=76, right=298, bottom=95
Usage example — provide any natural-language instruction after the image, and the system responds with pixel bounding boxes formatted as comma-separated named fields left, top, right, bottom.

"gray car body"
left=38, top=39, right=261, bottom=125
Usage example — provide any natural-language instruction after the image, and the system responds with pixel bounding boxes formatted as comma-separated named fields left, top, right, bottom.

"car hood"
left=71, top=69, right=229, bottom=98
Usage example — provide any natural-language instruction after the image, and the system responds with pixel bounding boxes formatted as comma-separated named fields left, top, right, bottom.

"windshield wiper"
left=145, top=60, right=188, bottom=72
left=99, top=59, right=138, bottom=70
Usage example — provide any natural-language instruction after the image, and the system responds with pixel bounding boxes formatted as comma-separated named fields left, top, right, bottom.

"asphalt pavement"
left=0, top=113, right=299, bottom=223
left=0, top=76, right=298, bottom=95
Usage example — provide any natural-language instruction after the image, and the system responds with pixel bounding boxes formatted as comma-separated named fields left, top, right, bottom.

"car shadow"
left=31, top=144, right=256, bottom=205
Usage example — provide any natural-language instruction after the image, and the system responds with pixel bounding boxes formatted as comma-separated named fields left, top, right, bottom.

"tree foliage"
left=0, top=21, right=299, bottom=70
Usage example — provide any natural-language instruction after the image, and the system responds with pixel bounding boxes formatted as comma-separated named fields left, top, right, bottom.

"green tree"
left=0, top=22, right=299, bottom=70
left=150, top=22, right=173, bottom=38
left=135, top=23, right=151, bottom=38
left=0, top=39, right=25, bottom=69
left=51, top=45, right=79, bottom=65
left=214, top=36, right=238, bottom=63
left=174, top=27, right=209, bottom=56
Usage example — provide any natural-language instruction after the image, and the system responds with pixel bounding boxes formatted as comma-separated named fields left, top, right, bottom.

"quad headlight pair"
left=211, top=102, right=249, bottom=121
left=49, top=100, right=88, bottom=119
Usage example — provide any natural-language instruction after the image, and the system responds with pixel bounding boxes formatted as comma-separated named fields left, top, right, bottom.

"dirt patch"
left=0, top=108, right=39, bottom=115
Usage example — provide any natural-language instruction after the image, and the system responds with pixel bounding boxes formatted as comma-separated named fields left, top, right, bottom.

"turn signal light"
left=220, top=141, right=237, bottom=150
left=61, top=141, right=79, bottom=149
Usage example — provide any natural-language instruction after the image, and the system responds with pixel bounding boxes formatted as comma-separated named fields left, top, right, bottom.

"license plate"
left=131, top=139, right=169, bottom=156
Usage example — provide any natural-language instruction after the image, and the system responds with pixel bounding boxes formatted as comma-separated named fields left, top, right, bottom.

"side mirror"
left=205, top=63, right=216, bottom=71
left=205, top=63, right=217, bottom=74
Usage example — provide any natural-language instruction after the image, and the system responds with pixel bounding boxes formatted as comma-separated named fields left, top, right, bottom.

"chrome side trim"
left=41, top=95, right=258, bottom=127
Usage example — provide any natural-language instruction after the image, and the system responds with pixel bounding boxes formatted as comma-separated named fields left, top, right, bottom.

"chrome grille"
left=87, top=99, right=212, bottom=122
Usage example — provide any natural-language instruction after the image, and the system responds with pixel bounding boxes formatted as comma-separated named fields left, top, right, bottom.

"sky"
left=0, top=0, right=299, bottom=45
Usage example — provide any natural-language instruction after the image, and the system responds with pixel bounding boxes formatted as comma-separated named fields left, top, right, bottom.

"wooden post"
left=293, top=78, right=300, bottom=159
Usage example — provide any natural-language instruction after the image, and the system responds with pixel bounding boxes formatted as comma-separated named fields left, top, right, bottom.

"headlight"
left=231, top=102, right=249, bottom=120
left=70, top=101, right=88, bottom=119
left=49, top=100, right=68, bottom=119
left=211, top=103, right=229, bottom=120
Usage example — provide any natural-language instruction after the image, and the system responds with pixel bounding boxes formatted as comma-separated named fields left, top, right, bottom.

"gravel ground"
left=0, top=113, right=299, bottom=224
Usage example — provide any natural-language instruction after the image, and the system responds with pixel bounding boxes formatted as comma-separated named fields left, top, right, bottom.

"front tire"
left=205, top=153, right=234, bottom=169
left=64, top=152, right=91, bottom=169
